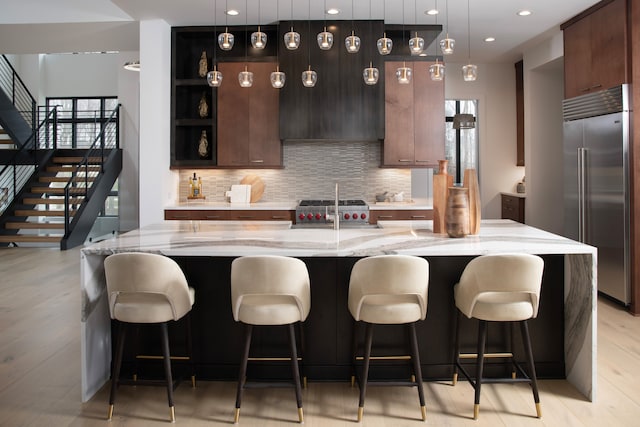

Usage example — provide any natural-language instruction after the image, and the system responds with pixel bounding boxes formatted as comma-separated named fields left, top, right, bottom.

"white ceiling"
left=0, top=0, right=602, bottom=62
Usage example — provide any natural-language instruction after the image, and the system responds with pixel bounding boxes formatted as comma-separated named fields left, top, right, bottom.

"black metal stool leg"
left=453, top=310, right=461, bottom=385
left=132, top=324, right=140, bottom=382
left=520, top=320, right=542, bottom=418
left=108, top=321, right=127, bottom=420
left=358, top=322, right=374, bottom=422
left=297, top=322, right=307, bottom=389
left=409, top=322, right=427, bottom=421
left=159, top=322, right=175, bottom=423
left=350, top=320, right=359, bottom=387
left=186, top=312, right=195, bottom=387
left=288, top=323, right=304, bottom=423
left=474, top=320, right=487, bottom=420
left=234, top=324, right=253, bottom=424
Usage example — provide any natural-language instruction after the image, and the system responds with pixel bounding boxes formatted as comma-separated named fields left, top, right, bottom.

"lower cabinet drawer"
left=369, top=209, right=433, bottom=224
left=501, top=195, right=525, bottom=223
left=164, top=209, right=294, bottom=221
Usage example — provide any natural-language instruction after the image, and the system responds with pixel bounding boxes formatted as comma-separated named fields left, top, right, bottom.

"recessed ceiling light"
left=425, top=9, right=439, bottom=15
left=327, top=8, right=340, bottom=15
left=226, top=9, right=239, bottom=16
left=517, top=10, right=532, bottom=16
left=484, top=37, right=495, bottom=42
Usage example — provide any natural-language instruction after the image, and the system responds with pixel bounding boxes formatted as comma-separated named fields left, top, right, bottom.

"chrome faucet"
left=326, top=183, right=340, bottom=230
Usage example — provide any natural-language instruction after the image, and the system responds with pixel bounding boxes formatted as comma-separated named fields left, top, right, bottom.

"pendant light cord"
left=308, top=0, right=311, bottom=66
left=213, top=0, right=217, bottom=65
left=467, top=0, right=471, bottom=61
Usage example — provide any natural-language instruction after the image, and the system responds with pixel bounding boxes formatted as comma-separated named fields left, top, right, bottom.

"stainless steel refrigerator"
left=563, top=84, right=632, bottom=305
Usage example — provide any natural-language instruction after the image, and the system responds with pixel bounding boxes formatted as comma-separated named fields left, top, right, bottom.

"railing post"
left=64, top=186, right=70, bottom=237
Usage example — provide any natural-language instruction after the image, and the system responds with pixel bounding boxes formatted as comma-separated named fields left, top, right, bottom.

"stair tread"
left=47, top=165, right=101, bottom=172
left=0, top=235, right=62, bottom=243
left=15, top=209, right=76, bottom=217
left=53, top=156, right=103, bottom=164
left=31, top=187, right=87, bottom=195
left=5, top=222, right=65, bottom=229
left=23, top=197, right=84, bottom=205
left=39, top=176, right=96, bottom=183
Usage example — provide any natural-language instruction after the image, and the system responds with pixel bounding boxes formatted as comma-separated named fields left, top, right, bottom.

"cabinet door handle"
left=237, top=215, right=255, bottom=219
left=415, top=160, right=431, bottom=163
left=271, top=216, right=287, bottom=219
left=205, top=215, right=223, bottom=219
left=590, top=84, right=602, bottom=89
left=169, top=215, right=189, bottom=219
left=580, top=87, right=590, bottom=93
left=377, top=215, right=393, bottom=219
left=398, top=159, right=412, bottom=163
left=411, top=215, right=426, bottom=219
left=250, top=159, right=264, bottom=163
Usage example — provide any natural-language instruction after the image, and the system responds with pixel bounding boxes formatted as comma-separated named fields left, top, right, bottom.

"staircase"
left=0, top=156, right=99, bottom=245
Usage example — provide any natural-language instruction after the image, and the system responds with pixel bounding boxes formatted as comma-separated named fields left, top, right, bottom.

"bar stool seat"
left=348, top=255, right=429, bottom=422
left=104, top=252, right=195, bottom=423
left=231, top=255, right=311, bottom=424
left=452, top=253, right=544, bottom=420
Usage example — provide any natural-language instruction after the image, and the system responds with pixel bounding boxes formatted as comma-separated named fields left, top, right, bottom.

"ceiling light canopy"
left=123, top=61, right=140, bottom=71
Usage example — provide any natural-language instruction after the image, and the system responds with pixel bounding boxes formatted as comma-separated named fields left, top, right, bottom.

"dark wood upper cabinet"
left=278, top=20, right=385, bottom=141
left=217, top=62, right=281, bottom=167
left=383, top=61, right=444, bottom=168
left=562, top=0, right=628, bottom=99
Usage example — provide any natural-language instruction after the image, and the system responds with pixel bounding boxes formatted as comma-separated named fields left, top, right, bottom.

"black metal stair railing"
left=0, top=107, right=58, bottom=215
left=0, top=55, right=37, bottom=132
left=62, top=104, right=120, bottom=243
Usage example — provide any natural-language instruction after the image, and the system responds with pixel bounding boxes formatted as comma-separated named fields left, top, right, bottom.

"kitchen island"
left=80, top=220, right=596, bottom=403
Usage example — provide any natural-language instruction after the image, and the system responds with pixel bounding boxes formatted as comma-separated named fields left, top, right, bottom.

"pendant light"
left=271, top=0, right=286, bottom=88
left=439, top=0, right=454, bottom=55
left=238, top=0, right=253, bottom=88
left=207, top=0, right=223, bottom=87
left=317, top=0, right=334, bottom=50
left=363, top=0, right=379, bottom=85
left=396, top=0, right=411, bottom=84
left=462, top=0, right=477, bottom=82
left=302, top=0, right=317, bottom=87
left=377, top=0, right=392, bottom=55
left=218, top=0, right=234, bottom=51
left=284, top=0, right=300, bottom=50
left=408, top=0, right=424, bottom=55
left=428, top=0, right=445, bottom=81
left=345, top=0, right=360, bottom=53
left=251, top=0, right=267, bottom=49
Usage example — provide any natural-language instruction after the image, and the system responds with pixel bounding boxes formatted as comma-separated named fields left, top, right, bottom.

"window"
left=46, top=97, right=118, bottom=148
left=445, top=100, right=478, bottom=184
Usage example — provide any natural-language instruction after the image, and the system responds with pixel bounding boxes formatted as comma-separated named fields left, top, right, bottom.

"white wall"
left=41, top=53, right=119, bottom=98
left=138, top=20, right=176, bottom=227
left=445, top=62, right=524, bottom=219
left=523, top=30, right=565, bottom=234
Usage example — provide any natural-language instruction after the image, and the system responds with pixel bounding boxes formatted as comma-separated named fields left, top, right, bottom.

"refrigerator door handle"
left=577, top=147, right=587, bottom=243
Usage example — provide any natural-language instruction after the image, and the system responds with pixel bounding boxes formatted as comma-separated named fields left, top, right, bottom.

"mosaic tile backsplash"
left=178, top=141, right=428, bottom=203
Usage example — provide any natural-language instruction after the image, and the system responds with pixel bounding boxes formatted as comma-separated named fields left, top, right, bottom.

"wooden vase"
left=445, top=187, right=470, bottom=238
left=463, top=168, right=481, bottom=235
left=433, top=159, right=454, bottom=233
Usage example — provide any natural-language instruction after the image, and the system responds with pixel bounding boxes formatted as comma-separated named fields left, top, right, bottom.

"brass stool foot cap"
left=452, top=372, right=458, bottom=386
left=350, top=375, right=355, bottom=388
left=473, top=404, right=479, bottom=420
left=191, top=375, right=196, bottom=388
left=298, top=407, right=304, bottom=423
left=107, top=404, right=114, bottom=420
left=421, top=405, right=427, bottom=421
left=357, top=406, right=364, bottom=422
left=512, top=371, right=517, bottom=379
left=234, top=408, right=240, bottom=424
left=411, top=374, right=416, bottom=383
left=536, top=403, right=542, bottom=418
left=303, top=376, right=308, bottom=389
left=169, top=406, right=175, bottom=423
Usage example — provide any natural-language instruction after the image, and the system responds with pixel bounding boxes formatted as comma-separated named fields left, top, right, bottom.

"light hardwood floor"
left=1, top=247, right=639, bottom=426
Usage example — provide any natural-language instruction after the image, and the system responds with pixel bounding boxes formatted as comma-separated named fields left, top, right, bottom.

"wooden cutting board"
left=240, top=174, right=265, bottom=203
left=463, top=169, right=481, bottom=235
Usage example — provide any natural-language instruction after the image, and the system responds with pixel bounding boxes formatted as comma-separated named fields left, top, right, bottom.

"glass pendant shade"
left=396, top=65, right=412, bottom=84
left=440, top=36, right=455, bottom=55
left=429, top=61, right=445, bottom=81
left=301, top=67, right=317, bottom=87
left=270, top=68, right=286, bottom=88
left=377, top=34, right=393, bottom=55
left=238, top=68, right=254, bottom=87
left=317, top=28, right=334, bottom=50
left=218, top=29, right=234, bottom=51
left=345, top=31, right=361, bottom=53
left=206, top=68, right=223, bottom=87
left=363, top=63, right=379, bottom=85
left=409, top=33, right=425, bottom=55
left=462, top=63, right=478, bottom=82
left=251, top=27, right=267, bottom=49
left=284, top=28, right=301, bottom=50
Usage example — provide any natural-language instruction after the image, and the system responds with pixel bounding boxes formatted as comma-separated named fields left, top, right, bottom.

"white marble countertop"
left=165, top=198, right=433, bottom=211
left=82, top=219, right=594, bottom=258
left=500, top=192, right=527, bottom=198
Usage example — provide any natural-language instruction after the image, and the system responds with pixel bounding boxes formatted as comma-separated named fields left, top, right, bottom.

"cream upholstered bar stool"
left=452, top=253, right=544, bottom=420
left=104, top=252, right=195, bottom=423
left=348, top=255, right=429, bottom=422
left=231, top=255, right=311, bottom=424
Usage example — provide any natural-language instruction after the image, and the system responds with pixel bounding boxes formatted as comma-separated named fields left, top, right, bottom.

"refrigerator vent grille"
left=562, top=85, right=631, bottom=121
